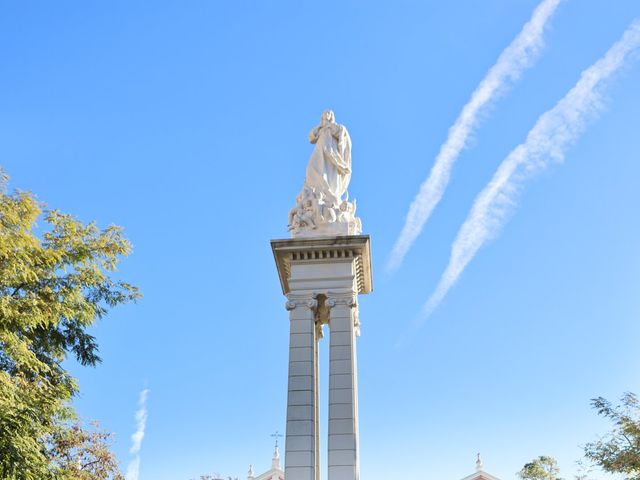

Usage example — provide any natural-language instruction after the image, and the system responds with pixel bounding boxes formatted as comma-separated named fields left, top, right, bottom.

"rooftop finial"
left=270, top=430, right=283, bottom=450
left=270, top=430, right=283, bottom=469
left=476, top=453, right=483, bottom=471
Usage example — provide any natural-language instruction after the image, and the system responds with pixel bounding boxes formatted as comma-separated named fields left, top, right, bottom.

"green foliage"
left=584, top=392, right=640, bottom=480
left=518, top=456, right=562, bottom=480
left=0, top=173, right=140, bottom=479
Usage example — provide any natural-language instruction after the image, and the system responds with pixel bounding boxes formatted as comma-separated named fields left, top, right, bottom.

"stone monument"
left=272, top=111, right=372, bottom=480
left=287, top=109, right=362, bottom=238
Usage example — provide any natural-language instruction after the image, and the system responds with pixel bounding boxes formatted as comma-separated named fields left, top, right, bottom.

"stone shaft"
left=285, top=297, right=320, bottom=480
left=327, top=297, right=359, bottom=480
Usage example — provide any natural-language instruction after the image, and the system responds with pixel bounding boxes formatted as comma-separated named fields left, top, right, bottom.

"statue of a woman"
left=288, top=110, right=361, bottom=238
left=304, top=110, right=352, bottom=207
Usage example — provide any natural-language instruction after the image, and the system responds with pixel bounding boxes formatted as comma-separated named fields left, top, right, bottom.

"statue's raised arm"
left=288, top=110, right=361, bottom=238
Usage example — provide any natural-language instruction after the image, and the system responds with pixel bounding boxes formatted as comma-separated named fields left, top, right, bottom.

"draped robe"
left=305, top=121, right=352, bottom=207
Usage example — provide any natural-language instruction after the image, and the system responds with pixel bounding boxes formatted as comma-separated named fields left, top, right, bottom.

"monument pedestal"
left=272, top=235, right=372, bottom=480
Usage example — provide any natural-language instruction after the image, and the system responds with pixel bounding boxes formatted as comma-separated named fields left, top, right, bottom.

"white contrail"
left=420, top=19, right=640, bottom=322
left=387, top=0, right=563, bottom=272
left=126, top=388, right=150, bottom=480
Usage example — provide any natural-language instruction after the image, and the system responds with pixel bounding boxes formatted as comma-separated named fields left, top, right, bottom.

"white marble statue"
left=288, top=110, right=362, bottom=238
left=306, top=109, right=352, bottom=207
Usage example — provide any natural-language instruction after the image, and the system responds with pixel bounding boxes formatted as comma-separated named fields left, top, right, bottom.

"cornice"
left=271, top=235, right=373, bottom=295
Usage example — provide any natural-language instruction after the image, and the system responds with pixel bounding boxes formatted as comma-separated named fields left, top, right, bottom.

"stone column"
left=327, top=292, right=360, bottom=480
left=284, top=294, right=320, bottom=480
left=272, top=236, right=372, bottom=480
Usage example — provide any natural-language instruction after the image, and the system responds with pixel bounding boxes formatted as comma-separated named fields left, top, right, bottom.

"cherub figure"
left=288, top=202, right=316, bottom=231
left=288, top=188, right=318, bottom=231
left=338, top=198, right=357, bottom=222
left=315, top=190, right=336, bottom=224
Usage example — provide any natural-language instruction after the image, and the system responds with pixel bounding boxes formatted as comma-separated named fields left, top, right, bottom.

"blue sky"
left=1, top=1, right=640, bottom=479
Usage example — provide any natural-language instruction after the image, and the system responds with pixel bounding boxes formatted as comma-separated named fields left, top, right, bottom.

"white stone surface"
left=272, top=236, right=372, bottom=480
left=459, top=457, right=503, bottom=480
left=288, top=111, right=362, bottom=238
left=327, top=296, right=359, bottom=480
left=249, top=445, right=284, bottom=480
left=284, top=295, right=320, bottom=480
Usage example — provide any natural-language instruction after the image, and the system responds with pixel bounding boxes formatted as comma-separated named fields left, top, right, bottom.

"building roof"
left=459, top=454, right=502, bottom=480
left=248, top=445, right=284, bottom=480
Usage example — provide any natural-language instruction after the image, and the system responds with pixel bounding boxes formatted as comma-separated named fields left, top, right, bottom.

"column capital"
left=285, top=292, right=319, bottom=311
left=326, top=291, right=358, bottom=309
left=326, top=291, right=360, bottom=336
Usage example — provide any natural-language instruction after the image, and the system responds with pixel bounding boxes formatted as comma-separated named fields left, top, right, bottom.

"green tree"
left=584, top=392, right=640, bottom=480
left=518, top=456, right=562, bottom=480
left=0, top=172, right=139, bottom=479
